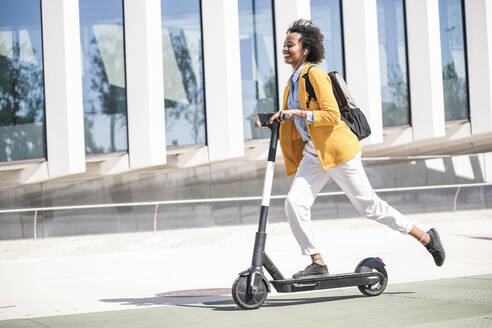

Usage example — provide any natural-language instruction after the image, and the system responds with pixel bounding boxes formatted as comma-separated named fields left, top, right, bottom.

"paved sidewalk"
left=0, top=209, right=492, bottom=322
left=1, top=274, right=492, bottom=328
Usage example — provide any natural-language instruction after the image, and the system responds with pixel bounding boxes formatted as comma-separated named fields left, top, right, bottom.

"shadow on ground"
left=180, top=291, right=416, bottom=311
left=456, top=234, right=492, bottom=241
left=100, top=288, right=231, bottom=307
left=177, top=294, right=367, bottom=311
left=101, top=288, right=415, bottom=311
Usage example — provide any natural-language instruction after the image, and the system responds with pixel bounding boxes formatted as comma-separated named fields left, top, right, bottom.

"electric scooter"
left=231, top=112, right=388, bottom=310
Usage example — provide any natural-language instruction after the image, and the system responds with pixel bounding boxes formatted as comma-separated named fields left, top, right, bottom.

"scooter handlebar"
left=251, top=112, right=292, bottom=128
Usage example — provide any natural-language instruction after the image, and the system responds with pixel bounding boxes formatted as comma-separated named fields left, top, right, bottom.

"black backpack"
left=303, top=66, right=371, bottom=141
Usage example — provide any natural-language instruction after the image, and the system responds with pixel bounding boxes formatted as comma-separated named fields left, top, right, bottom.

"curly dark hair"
left=286, top=19, right=324, bottom=64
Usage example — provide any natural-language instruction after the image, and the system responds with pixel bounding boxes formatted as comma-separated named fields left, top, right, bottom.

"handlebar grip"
left=251, top=112, right=292, bottom=128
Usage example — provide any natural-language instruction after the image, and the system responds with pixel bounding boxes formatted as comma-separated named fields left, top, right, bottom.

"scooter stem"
left=246, top=113, right=284, bottom=296
left=258, top=120, right=280, bottom=233
left=251, top=115, right=280, bottom=267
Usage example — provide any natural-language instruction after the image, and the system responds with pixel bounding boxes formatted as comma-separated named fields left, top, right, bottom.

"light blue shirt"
left=288, top=62, right=314, bottom=142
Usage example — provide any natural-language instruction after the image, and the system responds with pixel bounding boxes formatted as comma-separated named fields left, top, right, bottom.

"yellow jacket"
left=279, top=62, right=362, bottom=176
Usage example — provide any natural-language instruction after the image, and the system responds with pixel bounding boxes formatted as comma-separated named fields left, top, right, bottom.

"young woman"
left=269, top=19, right=445, bottom=278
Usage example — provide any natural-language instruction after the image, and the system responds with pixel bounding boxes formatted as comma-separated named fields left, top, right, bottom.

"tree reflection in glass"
left=162, top=0, right=206, bottom=147
left=377, top=0, right=410, bottom=127
left=79, top=0, right=128, bottom=154
left=0, top=0, right=45, bottom=162
left=238, top=0, right=278, bottom=140
left=439, top=0, right=469, bottom=121
left=442, top=63, right=467, bottom=120
left=310, top=0, right=344, bottom=76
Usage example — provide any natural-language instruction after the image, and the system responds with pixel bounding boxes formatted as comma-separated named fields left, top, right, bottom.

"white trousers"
left=285, top=141, right=414, bottom=255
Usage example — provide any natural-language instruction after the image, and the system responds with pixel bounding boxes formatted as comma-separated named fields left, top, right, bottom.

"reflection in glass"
left=377, top=0, right=410, bottom=127
left=439, top=0, right=469, bottom=121
left=162, top=0, right=206, bottom=146
left=310, top=0, right=344, bottom=76
left=79, top=0, right=128, bottom=154
left=238, top=0, right=278, bottom=140
left=0, top=0, right=45, bottom=162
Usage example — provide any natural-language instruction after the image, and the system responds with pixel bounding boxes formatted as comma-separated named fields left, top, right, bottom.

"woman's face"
left=283, top=32, right=305, bottom=67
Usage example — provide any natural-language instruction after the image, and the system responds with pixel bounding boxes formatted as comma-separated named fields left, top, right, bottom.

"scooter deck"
left=270, top=271, right=384, bottom=293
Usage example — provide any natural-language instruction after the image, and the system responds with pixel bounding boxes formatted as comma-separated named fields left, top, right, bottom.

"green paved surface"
left=2, top=275, right=492, bottom=328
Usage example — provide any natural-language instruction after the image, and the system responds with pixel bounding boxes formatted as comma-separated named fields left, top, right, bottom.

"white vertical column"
left=124, top=0, right=166, bottom=169
left=464, top=0, right=492, bottom=135
left=273, top=0, right=310, bottom=108
left=41, top=0, right=85, bottom=178
left=342, top=0, right=383, bottom=144
left=201, top=0, right=244, bottom=162
left=406, top=0, right=445, bottom=140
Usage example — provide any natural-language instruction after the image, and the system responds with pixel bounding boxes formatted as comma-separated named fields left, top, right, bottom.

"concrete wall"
left=1, top=153, right=491, bottom=240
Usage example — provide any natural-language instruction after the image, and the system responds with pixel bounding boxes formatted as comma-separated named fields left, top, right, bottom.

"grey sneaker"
left=426, top=228, right=445, bottom=266
left=292, top=263, right=329, bottom=279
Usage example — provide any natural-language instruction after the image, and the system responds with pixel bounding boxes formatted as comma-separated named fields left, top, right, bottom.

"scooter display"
left=231, top=113, right=388, bottom=310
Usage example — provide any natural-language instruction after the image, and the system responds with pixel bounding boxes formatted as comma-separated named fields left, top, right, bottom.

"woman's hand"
left=269, top=109, right=306, bottom=124
left=269, top=109, right=287, bottom=124
left=269, top=109, right=292, bottom=124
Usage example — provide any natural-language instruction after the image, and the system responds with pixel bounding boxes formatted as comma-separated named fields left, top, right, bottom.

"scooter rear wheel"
left=355, top=265, right=388, bottom=296
left=232, top=276, right=268, bottom=310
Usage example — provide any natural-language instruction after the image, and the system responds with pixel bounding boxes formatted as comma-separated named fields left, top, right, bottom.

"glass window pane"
left=162, top=0, right=206, bottom=146
left=238, top=0, right=278, bottom=140
left=377, top=0, right=410, bottom=127
left=79, top=0, right=128, bottom=154
left=439, top=0, right=469, bottom=121
left=310, top=0, right=344, bottom=76
left=0, top=0, right=46, bottom=162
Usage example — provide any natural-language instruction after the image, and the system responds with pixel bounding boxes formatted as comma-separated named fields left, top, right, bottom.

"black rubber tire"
left=356, top=266, right=388, bottom=297
left=232, top=276, right=268, bottom=310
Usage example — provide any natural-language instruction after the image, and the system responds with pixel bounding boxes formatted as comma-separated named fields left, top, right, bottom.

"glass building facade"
left=161, top=0, right=206, bottom=147
left=310, top=0, right=344, bottom=76
left=238, top=0, right=277, bottom=140
left=0, top=0, right=46, bottom=162
left=439, top=0, right=469, bottom=121
left=0, top=0, right=484, bottom=166
left=377, top=0, right=410, bottom=127
left=79, top=0, right=128, bottom=155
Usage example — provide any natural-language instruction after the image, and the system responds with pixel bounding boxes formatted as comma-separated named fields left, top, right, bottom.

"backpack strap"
left=302, top=65, right=317, bottom=109
left=303, top=66, right=345, bottom=111
left=327, top=71, right=348, bottom=109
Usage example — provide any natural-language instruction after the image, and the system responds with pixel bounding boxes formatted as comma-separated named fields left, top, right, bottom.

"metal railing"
left=0, top=182, right=490, bottom=239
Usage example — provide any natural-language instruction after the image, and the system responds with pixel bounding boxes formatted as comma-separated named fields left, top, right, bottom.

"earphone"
left=292, top=49, right=309, bottom=72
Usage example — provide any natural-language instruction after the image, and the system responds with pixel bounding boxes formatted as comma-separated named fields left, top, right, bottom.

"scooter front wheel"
left=356, top=265, right=388, bottom=296
left=232, top=276, right=268, bottom=310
